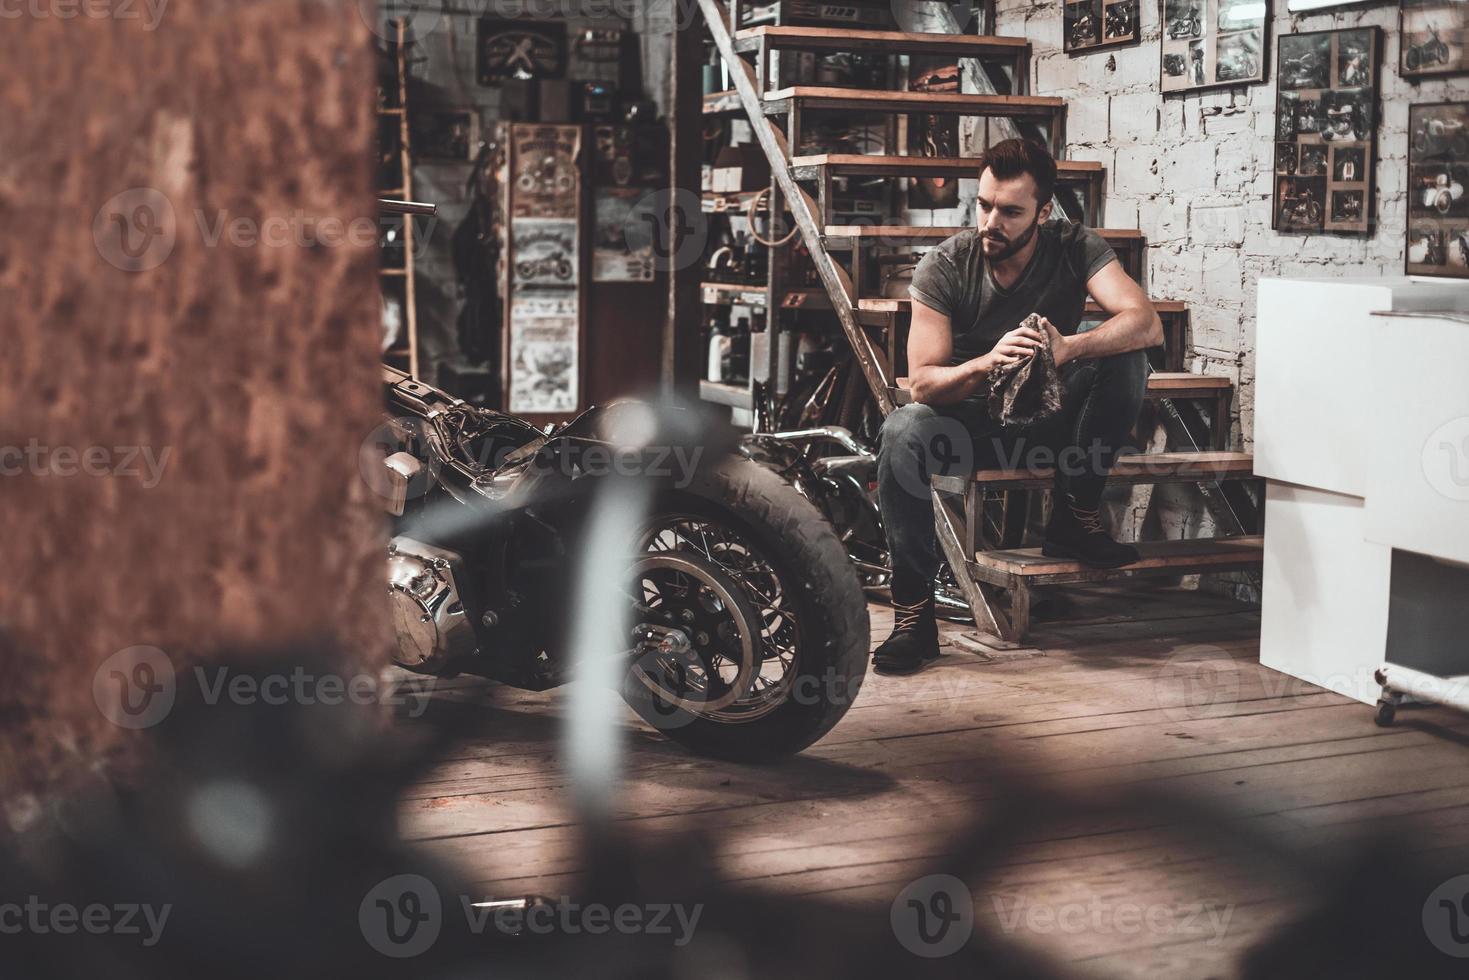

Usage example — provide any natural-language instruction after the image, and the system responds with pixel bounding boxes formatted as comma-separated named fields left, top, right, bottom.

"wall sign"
left=1400, top=0, right=1469, bottom=80
left=1065, top=0, right=1138, bottom=54
left=1407, top=101, right=1469, bottom=277
left=1159, top=0, right=1270, bottom=94
left=477, top=19, right=566, bottom=82
left=1272, top=27, right=1380, bottom=235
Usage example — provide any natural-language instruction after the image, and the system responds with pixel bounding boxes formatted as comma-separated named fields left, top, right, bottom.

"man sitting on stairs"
left=873, top=137, right=1162, bottom=675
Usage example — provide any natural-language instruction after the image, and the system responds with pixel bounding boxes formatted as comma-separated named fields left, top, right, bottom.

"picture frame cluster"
left=1272, top=27, right=1379, bottom=234
left=1064, top=0, right=1139, bottom=54
left=1160, top=0, right=1270, bottom=93
left=1407, top=101, right=1469, bottom=278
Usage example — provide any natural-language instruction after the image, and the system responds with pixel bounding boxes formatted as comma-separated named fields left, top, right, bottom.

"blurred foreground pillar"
left=0, top=1, right=389, bottom=808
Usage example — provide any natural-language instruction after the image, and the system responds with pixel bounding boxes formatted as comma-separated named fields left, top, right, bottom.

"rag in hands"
left=987, top=313, right=1064, bottom=427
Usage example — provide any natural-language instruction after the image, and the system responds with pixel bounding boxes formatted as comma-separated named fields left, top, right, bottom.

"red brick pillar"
left=0, top=1, right=390, bottom=807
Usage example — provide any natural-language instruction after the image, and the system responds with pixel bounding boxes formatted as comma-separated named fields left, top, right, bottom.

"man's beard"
left=981, top=215, right=1041, bottom=262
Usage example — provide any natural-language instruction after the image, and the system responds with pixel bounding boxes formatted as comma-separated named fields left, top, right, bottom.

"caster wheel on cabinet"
left=1375, top=700, right=1396, bottom=727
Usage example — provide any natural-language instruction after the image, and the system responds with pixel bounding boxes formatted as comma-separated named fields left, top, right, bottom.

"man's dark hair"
left=976, top=138, right=1057, bottom=207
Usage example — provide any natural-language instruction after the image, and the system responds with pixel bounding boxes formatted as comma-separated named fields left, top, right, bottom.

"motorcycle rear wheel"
left=623, top=459, right=870, bottom=761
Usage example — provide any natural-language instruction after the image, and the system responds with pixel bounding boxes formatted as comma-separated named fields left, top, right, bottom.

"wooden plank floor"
left=397, top=585, right=1469, bottom=978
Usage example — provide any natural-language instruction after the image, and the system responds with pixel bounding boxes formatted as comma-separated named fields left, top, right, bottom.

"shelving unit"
left=379, top=18, right=420, bottom=378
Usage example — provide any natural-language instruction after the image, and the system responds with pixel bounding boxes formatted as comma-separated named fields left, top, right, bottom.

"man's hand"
left=982, top=323, right=1045, bottom=373
left=1037, top=317, right=1075, bottom=367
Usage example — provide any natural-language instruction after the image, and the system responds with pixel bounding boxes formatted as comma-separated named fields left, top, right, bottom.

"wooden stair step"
left=764, top=87, right=1064, bottom=118
left=970, top=535, right=1264, bottom=586
left=734, top=26, right=1028, bottom=59
left=892, top=374, right=1232, bottom=407
left=826, top=225, right=1140, bottom=247
left=703, top=90, right=743, bottom=115
left=973, top=451, right=1254, bottom=490
left=1146, top=372, right=1232, bottom=397
left=792, top=154, right=1103, bottom=180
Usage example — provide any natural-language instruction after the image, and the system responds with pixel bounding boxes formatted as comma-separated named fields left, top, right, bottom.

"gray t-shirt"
left=907, top=218, right=1118, bottom=366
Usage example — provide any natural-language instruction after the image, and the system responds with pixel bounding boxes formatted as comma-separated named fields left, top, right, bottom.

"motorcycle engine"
left=386, top=537, right=477, bottom=673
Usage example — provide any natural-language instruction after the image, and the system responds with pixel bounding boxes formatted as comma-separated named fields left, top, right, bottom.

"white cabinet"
left=1256, top=277, right=1469, bottom=705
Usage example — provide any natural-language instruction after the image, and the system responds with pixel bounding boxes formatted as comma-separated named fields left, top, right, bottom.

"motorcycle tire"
left=1407, top=47, right=1422, bottom=70
left=624, top=458, right=870, bottom=762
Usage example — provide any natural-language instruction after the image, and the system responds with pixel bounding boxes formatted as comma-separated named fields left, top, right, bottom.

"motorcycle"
left=1070, top=11, right=1097, bottom=47
left=1279, top=189, right=1322, bottom=226
left=1414, top=115, right=1469, bottom=157
left=1422, top=170, right=1465, bottom=215
left=375, top=200, right=870, bottom=761
left=1166, top=9, right=1200, bottom=39
left=1104, top=4, right=1132, bottom=38
left=1405, top=26, right=1450, bottom=72
left=514, top=252, right=575, bottom=283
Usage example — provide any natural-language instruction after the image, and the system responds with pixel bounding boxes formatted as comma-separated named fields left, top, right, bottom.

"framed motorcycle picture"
left=1159, top=0, right=1270, bottom=94
left=1272, top=27, right=1380, bottom=235
left=1400, top=0, right=1469, bottom=79
left=1406, top=102, right=1469, bottom=278
left=1064, top=0, right=1138, bottom=54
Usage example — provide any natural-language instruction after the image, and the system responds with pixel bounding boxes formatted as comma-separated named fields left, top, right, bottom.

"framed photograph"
left=410, top=109, right=481, bottom=161
left=1406, top=102, right=1469, bottom=278
left=1272, top=27, right=1380, bottom=235
left=1160, top=0, right=1270, bottom=94
left=1065, top=0, right=1139, bottom=53
left=1400, top=0, right=1469, bottom=79
left=1286, top=0, right=1377, bottom=9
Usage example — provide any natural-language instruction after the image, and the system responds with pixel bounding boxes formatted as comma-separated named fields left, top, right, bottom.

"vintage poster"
left=593, top=188, right=656, bottom=282
left=511, top=218, right=578, bottom=291
left=510, top=124, right=581, bottom=219
left=509, top=293, right=579, bottom=414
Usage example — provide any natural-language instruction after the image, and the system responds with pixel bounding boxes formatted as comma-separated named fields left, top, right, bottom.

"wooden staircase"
left=696, top=0, right=1261, bottom=641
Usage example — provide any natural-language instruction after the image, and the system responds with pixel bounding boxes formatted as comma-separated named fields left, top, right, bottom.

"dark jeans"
left=877, top=347, right=1149, bottom=592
